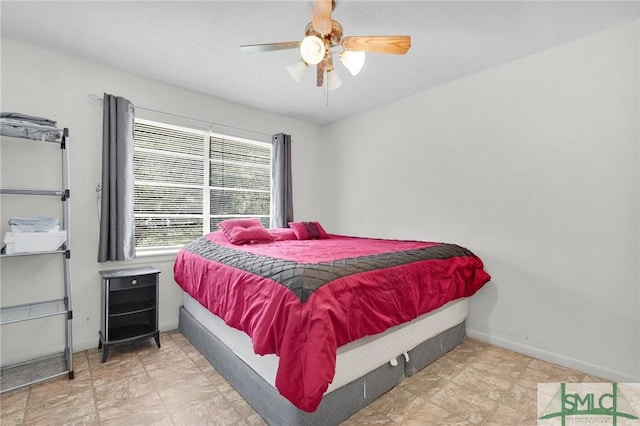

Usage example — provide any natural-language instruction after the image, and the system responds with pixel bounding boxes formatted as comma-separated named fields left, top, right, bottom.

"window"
left=133, top=118, right=272, bottom=250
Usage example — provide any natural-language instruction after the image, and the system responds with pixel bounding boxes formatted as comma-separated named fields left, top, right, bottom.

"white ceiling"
left=1, top=1, right=638, bottom=125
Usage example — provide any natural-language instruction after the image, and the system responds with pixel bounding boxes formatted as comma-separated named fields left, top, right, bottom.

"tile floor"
left=0, top=330, right=604, bottom=425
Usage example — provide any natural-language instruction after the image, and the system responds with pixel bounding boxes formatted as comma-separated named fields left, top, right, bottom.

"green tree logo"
left=540, top=383, right=639, bottom=425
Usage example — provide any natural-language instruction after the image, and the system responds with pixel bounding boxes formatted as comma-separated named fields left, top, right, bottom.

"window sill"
left=134, top=247, right=180, bottom=261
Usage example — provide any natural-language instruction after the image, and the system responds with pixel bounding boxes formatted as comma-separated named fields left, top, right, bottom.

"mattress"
left=183, top=292, right=469, bottom=393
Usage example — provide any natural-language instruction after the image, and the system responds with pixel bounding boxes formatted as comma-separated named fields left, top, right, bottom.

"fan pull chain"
left=325, top=71, right=330, bottom=107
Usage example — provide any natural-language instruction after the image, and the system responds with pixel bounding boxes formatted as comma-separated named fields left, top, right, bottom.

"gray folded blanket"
left=1, top=112, right=61, bottom=141
left=1, top=112, right=57, bottom=127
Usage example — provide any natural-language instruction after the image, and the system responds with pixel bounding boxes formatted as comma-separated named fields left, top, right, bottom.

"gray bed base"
left=405, top=319, right=466, bottom=376
left=179, top=306, right=465, bottom=426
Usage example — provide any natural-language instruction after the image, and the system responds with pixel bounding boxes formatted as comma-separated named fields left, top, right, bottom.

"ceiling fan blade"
left=342, top=36, right=411, bottom=55
left=316, top=60, right=325, bottom=87
left=240, top=41, right=301, bottom=53
left=310, top=0, right=332, bottom=36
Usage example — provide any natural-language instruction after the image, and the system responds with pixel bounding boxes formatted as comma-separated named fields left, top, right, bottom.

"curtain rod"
left=88, top=93, right=273, bottom=139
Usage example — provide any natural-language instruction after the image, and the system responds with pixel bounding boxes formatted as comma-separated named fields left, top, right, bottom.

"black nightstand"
left=98, top=266, right=161, bottom=362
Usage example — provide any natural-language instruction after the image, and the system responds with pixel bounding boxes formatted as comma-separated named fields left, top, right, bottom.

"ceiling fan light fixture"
left=300, top=35, right=326, bottom=65
left=340, top=50, right=366, bottom=76
left=286, top=60, right=308, bottom=83
left=326, top=68, right=342, bottom=91
left=240, top=1, right=411, bottom=92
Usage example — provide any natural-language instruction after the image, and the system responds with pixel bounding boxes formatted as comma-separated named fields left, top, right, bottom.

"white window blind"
left=133, top=118, right=271, bottom=249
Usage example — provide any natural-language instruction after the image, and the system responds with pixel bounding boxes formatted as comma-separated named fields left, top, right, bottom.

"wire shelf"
left=0, top=352, right=70, bottom=393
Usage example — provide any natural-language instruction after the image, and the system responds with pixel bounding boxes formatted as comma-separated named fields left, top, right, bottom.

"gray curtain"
left=271, top=133, right=293, bottom=228
left=97, top=93, right=136, bottom=262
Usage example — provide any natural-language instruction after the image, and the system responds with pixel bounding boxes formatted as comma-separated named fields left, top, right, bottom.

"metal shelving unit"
left=0, top=128, right=74, bottom=393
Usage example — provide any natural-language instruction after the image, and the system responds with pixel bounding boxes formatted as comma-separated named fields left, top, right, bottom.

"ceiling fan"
left=240, top=0, right=411, bottom=91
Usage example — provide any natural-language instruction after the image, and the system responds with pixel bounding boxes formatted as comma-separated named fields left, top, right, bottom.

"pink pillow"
left=268, top=228, right=298, bottom=241
left=219, top=218, right=263, bottom=233
left=226, top=225, right=272, bottom=245
left=219, top=218, right=272, bottom=244
left=288, top=221, right=329, bottom=240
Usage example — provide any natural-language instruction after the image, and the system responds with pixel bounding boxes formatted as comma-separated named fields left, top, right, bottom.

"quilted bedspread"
left=173, top=231, right=491, bottom=412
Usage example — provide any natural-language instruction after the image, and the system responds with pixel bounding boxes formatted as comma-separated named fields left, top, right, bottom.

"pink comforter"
left=174, top=232, right=490, bottom=412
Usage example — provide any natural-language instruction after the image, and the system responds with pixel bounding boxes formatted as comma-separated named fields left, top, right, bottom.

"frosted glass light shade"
left=340, top=51, right=366, bottom=76
left=327, top=69, right=342, bottom=91
left=286, top=60, right=308, bottom=83
left=300, top=35, right=326, bottom=65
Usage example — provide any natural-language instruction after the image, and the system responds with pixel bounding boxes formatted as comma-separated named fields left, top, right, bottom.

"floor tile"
left=98, top=392, right=168, bottom=424
left=170, top=394, right=246, bottom=425
left=0, top=385, right=29, bottom=415
left=403, top=400, right=471, bottom=425
left=483, top=403, right=529, bottom=425
left=451, top=365, right=513, bottom=401
left=429, top=380, right=497, bottom=424
left=501, top=383, right=537, bottom=417
left=466, top=345, right=532, bottom=381
left=94, top=372, right=156, bottom=410
left=23, top=388, right=97, bottom=425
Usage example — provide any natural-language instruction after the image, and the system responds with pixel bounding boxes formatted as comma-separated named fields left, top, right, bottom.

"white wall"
left=319, top=20, right=640, bottom=382
left=0, top=37, right=322, bottom=361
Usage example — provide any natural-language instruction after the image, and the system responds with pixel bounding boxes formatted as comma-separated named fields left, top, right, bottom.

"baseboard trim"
left=73, top=320, right=179, bottom=353
left=466, top=328, right=639, bottom=383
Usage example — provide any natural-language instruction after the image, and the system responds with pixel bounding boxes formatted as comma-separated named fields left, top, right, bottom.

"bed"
left=174, top=220, right=491, bottom=425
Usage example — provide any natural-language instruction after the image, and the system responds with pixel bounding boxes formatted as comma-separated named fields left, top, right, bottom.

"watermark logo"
left=538, top=383, right=640, bottom=425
